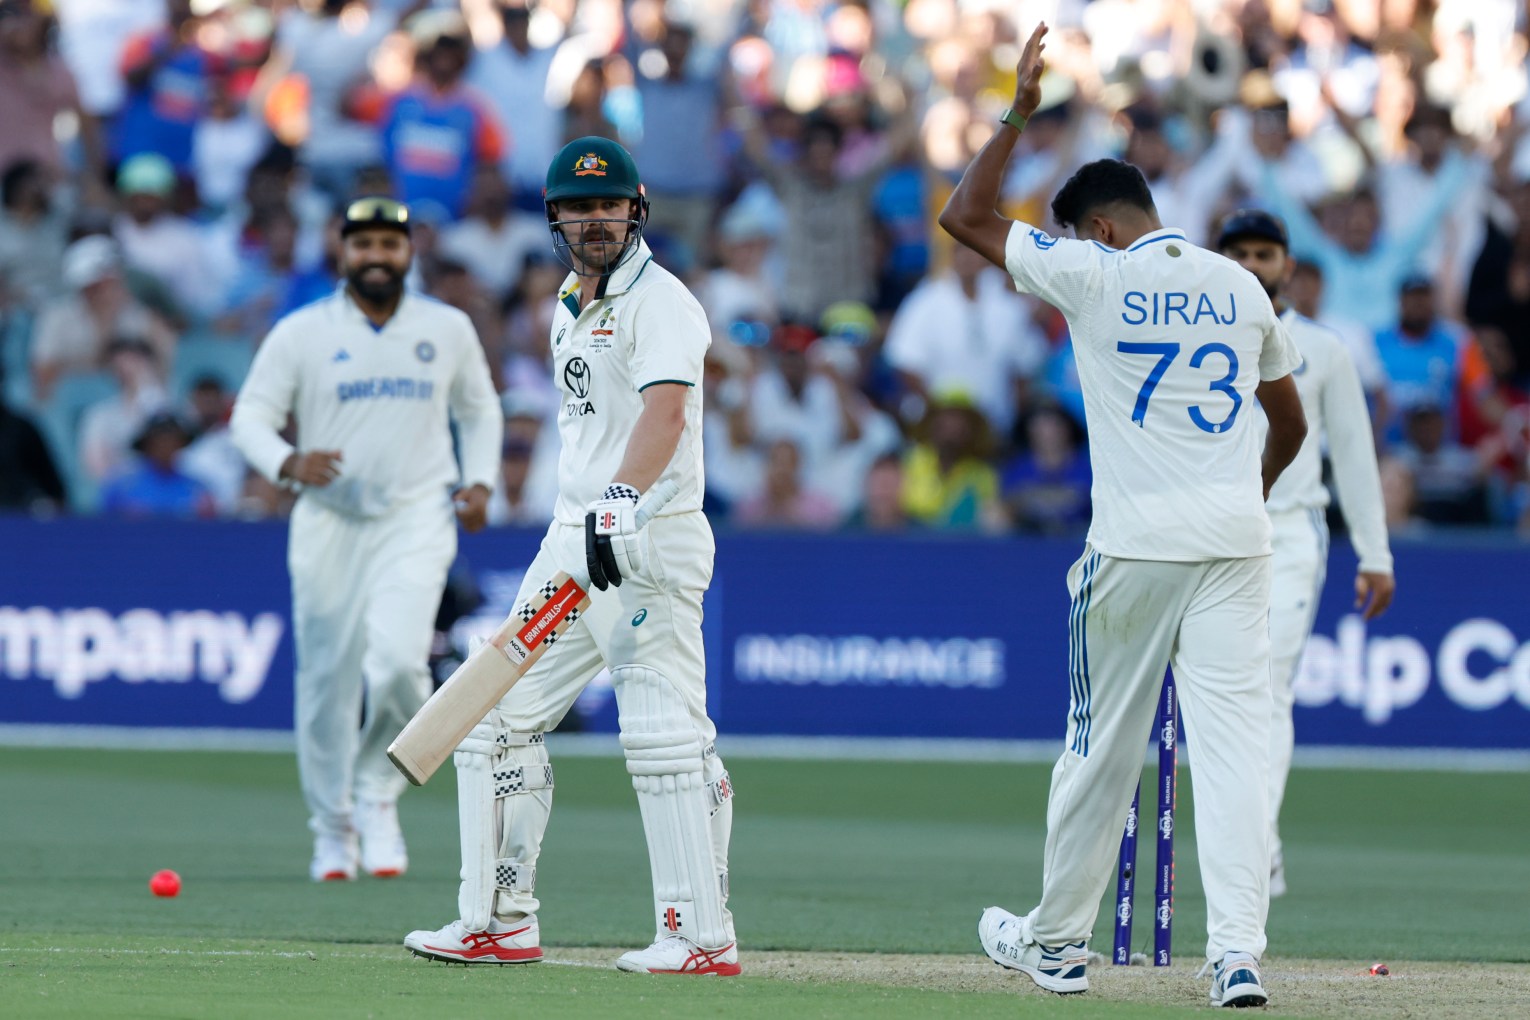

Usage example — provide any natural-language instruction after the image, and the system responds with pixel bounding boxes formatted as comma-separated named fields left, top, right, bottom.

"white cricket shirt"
left=549, top=239, right=710, bottom=525
left=231, top=287, right=503, bottom=518
left=1004, top=222, right=1302, bottom=561
left=1261, top=309, right=1393, bottom=573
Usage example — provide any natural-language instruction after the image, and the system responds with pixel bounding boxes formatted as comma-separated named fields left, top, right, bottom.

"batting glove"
left=585, top=483, right=643, bottom=591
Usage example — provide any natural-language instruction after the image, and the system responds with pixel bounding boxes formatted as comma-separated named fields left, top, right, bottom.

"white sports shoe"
left=356, top=799, right=407, bottom=878
left=310, top=831, right=358, bottom=882
left=615, top=935, right=741, bottom=976
left=404, top=917, right=543, bottom=965
left=978, top=906, right=1089, bottom=994
left=1208, top=951, right=1268, bottom=1007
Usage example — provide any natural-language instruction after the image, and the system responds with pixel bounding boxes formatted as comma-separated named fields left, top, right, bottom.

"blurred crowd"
left=2, top=0, right=1529, bottom=537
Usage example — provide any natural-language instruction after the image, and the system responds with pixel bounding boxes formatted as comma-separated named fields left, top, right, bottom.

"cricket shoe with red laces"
left=403, top=918, right=543, bottom=965
left=615, top=935, right=740, bottom=976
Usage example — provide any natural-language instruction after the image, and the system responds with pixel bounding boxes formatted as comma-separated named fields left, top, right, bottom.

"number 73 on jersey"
left=1117, top=341, right=1243, bottom=434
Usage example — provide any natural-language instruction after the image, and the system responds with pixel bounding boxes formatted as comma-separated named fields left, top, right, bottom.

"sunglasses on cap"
left=342, top=197, right=411, bottom=236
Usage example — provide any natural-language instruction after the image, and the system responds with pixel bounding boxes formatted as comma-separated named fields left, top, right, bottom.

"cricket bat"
left=387, top=480, right=679, bottom=785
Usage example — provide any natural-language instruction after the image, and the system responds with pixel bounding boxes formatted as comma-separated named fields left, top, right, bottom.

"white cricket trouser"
left=1266, top=507, right=1328, bottom=867
left=1030, top=546, right=1273, bottom=962
left=489, top=511, right=720, bottom=918
left=288, top=494, right=456, bottom=836
left=496, top=512, right=716, bottom=735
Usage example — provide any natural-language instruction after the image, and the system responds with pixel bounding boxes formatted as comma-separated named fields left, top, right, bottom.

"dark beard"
left=347, top=265, right=404, bottom=305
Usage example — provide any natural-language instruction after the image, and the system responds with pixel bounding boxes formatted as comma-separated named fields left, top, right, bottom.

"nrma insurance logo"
left=1295, top=615, right=1530, bottom=724
left=0, top=605, right=284, bottom=703
left=733, top=635, right=1005, bottom=689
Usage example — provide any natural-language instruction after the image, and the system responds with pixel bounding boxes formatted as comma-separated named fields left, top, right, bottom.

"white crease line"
left=0, top=947, right=397, bottom=960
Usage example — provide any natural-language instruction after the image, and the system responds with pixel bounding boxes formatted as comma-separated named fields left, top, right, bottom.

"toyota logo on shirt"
left=563, top=357, right=591, bottom=397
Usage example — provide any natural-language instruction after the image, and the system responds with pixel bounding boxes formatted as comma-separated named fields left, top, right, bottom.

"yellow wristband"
left=1000, top=107, right=1028, bottom=132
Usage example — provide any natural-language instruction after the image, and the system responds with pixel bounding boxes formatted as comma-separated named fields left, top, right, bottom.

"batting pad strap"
left=494, top=762, right=554, bottom=798
left=620, top=730, right=704, bottom=777
left=707, top=771, right=734, bottom=816
left=495, top=858, right=536, bottom=895
left=497, top=731, right=544, bottom=748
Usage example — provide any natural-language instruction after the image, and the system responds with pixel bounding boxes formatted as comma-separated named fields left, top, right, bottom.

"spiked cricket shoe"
left=978, top=906, right=1089, bottom=993
left=1209, top=951, right=1268, bottom=1007
left=615, top=935, right=740, bottom=975
left=404, top=918, right=543, bottom=964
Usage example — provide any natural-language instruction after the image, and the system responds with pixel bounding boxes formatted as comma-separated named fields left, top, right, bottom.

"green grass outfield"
left=1, top=746, right=1526, bottom=1018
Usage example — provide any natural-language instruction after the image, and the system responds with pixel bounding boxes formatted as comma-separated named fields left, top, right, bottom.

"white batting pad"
left=616, top=665, right=733, bottom=949
left=453, top=721, right=553, bottom=930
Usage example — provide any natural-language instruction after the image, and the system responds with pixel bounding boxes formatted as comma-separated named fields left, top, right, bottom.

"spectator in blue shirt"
left=100, top=412, right=216, bottom=519
left=380, top=13, right=505, bottom=220
left=1373, top=274, right=1465, bottom=442
left=1257, top=153, right=1471, bottom=332
left=1002, top=404, right=1092, bottom=536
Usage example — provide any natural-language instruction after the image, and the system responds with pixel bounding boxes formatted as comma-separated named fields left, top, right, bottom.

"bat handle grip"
left=633, top=478, right=680, bottom=529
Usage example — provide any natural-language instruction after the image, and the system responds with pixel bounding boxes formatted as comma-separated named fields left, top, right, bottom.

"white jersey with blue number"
left=1004, top=222, right=1302, bottom=561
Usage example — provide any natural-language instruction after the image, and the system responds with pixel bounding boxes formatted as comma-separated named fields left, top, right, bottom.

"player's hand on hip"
left=1355, top=571, right=1395, bottom=620
left=1012, top=23, right=1048, bottom=119
left=281, top=449, right=343, bottom=487
left=453, top=484, right=491, bottom=533
left=585, top=483, right=644, bottom=591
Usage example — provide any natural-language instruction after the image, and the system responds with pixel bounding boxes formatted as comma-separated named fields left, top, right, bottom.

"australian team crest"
left=574, top=153, right=609, bottom=177
left=415, top=340, right=436, bottom=363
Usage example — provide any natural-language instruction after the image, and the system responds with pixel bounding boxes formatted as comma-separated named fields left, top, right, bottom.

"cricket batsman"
left=404, top=137, right=738, bottom=974
left=1215, top=209, right=1395, bottom=897
left=230, top=197, right=503, bottom=881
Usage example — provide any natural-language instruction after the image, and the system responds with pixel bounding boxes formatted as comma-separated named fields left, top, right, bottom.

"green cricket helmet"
left=544, top=136, right=649, bottom=277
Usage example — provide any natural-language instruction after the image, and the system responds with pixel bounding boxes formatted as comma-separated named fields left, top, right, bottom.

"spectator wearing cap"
left=468, top=0, right=563, bottom=212
left=112, top=152, right=222, bottom=322
left=30, top=235, right=175, bottom=402
left=627, top=14, right=726, bottom=265
left=78, top=336, right=171, bottom=485
left=0, top=158, right=72, bottom=313
left=1373, top=274, right=1468, bottom=442
left=110, top=0, right=218, bottom=172
left=901, top=392, right=1003, bottom=532
left=884, top=241, right=1046, bottom=437
left=99, top=410, right=215, bottom=518
left=381, top=11, right=506, bottom=221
